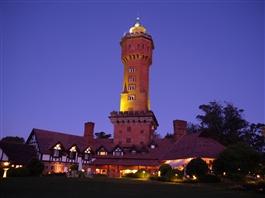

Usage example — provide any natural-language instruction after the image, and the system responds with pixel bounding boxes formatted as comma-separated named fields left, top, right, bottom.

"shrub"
left=159, top=164, right=172, bottom=177
left=27, top=158, right=44, bottom=176
left=213, top=143, right=261, bottom=176
left=7, top=167, right=30, bottom=177
left=186, top=158, right=209, bottom=178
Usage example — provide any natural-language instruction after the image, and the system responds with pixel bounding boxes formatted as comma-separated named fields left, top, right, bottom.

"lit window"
left=84, top=147, right=91, bottom=154
left=69, top=146, right=77, bottom=159
left=53, top=144, right=61, bottom=157
left=128, top=95, right=135, bottom=101
left=128, top=76, right=136, bottom=82
left=113, top=147, right=123, bottom=156
left=84, top=147, right=92, bottom=160
left=128, top=84, right=136, bottom=91
left=128, top=67, right=136, bottom=73
left=97, top=147, right=108, bottom=156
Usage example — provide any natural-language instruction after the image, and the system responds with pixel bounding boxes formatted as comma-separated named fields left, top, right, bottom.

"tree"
left=186, top=158, right=209, bottom=177
left=27, top=158, right=44, bottom=176
left=241, top=123, right=265, bottom=152
left=187, top=122, right=200, bottom=134
left=1, top=136, right=25, bottom=144
left=212, top=143, right=261, bottom=176
left=94, top=132, right=111, bottom=139
left=197, top=101, right=248, bottom=146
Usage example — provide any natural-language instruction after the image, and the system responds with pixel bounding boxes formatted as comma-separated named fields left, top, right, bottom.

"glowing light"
left=3, top=168, right=9, bottom=178
left=158, top=171, right=161, bottom=177
left=81, top=169, right=85, bottom=172
left=256, top=174, right=260, bottom=179
left=54, top=144, right=61, bottom=150
left=123, top=169, right=137, bottom=174
left=192, top=175, right=197, bottom=180
left=223, top=172, right=226, bottom=176
left=70, top=146, right=77, bottom=152
left=84, top=147, right=91, bottom=153
left=142, top=171, right=146, bottom=174
left=3, top=162, right=10, bottom=167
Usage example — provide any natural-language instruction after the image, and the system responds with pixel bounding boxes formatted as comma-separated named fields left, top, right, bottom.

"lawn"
left=0, top=176, right=263, bottom=198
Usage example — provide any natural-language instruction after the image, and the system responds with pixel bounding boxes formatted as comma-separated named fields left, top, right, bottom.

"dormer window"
left=84, top=147, right=92, bottom=160
left=113, top=147, right=123, bottom=156
left=97, top=147, right=108, bottom=156
left=69, top=146, right=77, bottom=159
left=53, top=143, right=62, bottom=157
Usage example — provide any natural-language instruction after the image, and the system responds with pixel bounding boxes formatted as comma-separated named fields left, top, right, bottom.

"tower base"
left=109, top=111, right=158, bottom=147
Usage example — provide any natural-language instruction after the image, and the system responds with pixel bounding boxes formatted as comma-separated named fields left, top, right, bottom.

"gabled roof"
left=27, top=128, right=87, bottom=154
left=26, top=128, right=225, bottom=165
left=0, top=141, right=37, bottom=165
left=160, top=133, right=225, bottom=160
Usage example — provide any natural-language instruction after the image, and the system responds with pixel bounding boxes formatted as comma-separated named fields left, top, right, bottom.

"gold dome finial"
left=129, top=17, right=146, bottom=34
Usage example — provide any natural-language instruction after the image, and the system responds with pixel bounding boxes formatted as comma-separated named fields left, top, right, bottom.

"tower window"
left=128, top=84, right=136, bottom=91
left=128, top=95, right=135, bottom=101
left=128, top=76, right=136, bottom=82
left=128, top=67, right=136, bottom=73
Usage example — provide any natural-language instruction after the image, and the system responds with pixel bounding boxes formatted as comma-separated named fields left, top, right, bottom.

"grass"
left=0, top=176, right=263, bottom=198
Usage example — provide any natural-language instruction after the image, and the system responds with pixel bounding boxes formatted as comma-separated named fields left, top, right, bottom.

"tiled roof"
left=27, top=128, right=225, bottom=164
left=0, top=141, right=37, bottom=165
left=161, top=133, right=225, bottom=160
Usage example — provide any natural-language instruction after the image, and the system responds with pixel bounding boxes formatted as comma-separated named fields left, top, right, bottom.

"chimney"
left=173, top=120, right=187, bottom=141
left=84, top=122, right=94, bottom=142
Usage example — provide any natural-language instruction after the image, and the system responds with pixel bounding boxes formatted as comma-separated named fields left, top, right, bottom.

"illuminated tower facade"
left=110, top=18, right=158, bottom=147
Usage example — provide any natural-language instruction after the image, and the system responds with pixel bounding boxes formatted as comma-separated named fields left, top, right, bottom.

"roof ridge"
left=33, top=128, right=83, bottom=138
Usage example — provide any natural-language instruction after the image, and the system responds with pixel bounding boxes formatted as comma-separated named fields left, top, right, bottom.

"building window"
left=97, top=147, right=107, bottom=156
left=69, top=146, right=77, bottom=160
left=128, top=84, right=136, bottom=91
left=53, top=143, right=61, bottom=157
left=126, top=138, right=131, bottom=143
left=83, top=147, right=92, bottom=160
left=140, top=130, right=144, bottom=134
left=113, top=147, right=123, bottom=156
left=128, top=67, right=136, bottom=73
left=128, top=95, right=135, bottom=101
left=128, top=76, right=136, bottom=83
left=127, top=126, right=131, bottom=132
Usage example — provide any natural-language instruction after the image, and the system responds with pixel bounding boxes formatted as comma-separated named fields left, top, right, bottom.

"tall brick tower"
left=110, top=18, right=158, bottom=147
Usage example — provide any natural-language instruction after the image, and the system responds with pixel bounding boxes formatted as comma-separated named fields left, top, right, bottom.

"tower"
left=110, top=18, right=158, bottom=147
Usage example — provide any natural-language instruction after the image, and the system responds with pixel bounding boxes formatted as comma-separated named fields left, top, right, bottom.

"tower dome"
left=129, top=17, right=146, bottom=34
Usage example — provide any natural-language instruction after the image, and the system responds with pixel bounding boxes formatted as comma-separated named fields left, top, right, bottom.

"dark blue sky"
left=0, top=0, right=264, bottom=139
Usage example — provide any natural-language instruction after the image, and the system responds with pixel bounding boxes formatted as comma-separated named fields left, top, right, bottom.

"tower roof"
left=129, top=17, right=146, bottom=34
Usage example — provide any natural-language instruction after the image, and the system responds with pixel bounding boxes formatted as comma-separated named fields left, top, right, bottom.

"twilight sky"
left=0, top=0, right=264, bottom=140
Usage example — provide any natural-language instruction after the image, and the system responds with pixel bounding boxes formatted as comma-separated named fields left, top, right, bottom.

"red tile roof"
left=27, top=128, right=225, bottom=165
left=161, top=133, right=225, bottom=160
